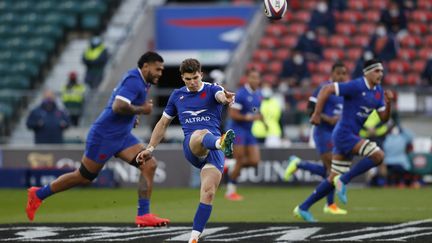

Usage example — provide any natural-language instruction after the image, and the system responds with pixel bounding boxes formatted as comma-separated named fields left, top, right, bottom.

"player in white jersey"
left=136, top=58, right=235, bottom=243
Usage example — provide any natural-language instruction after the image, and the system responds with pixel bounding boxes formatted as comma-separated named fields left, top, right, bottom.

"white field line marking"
left=276, top=227, right=322, bottom=241
left=376, top=231, right=432, bottom=241
left=205, top=226, right=294, bottom=239
left=325, top=227, right=432, bottom=241
left=166, top=227, right=228, bottom=241
left=312, top=218, right=432, bottom=239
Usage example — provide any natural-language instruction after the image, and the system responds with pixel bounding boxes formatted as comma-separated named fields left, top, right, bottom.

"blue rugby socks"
left=326, top=188, right=335, bottom=205
left=340, top=158, right=376, bottom=184
left=202, top=133, right=219, bottom=150
left=137, top=198, right=150, bottom=216
left=299, top=180, right=334, bottom=211
left=192, top=202, right=212, bottom=233
left=297, top=161, right=327, bottom=177
left=36, top=185, right=53, bottom=200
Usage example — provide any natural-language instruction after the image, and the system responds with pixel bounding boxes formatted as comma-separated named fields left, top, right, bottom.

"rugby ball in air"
left=263, top=0, right=288, bottom=20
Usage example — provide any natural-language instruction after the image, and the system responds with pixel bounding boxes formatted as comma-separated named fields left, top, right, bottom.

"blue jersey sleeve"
left=309, top=86, right=321, bottom=103
left=116, top=77, right=140, bottom=103
left=210, top=83, right=224, bottom=102
left=163, top=91, right=178, bottom=119
left=336, top=80, right=361, bottom=97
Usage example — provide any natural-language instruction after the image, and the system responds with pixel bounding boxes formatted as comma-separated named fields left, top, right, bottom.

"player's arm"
left=215, top=90, right=235, bottom=105
left=228, top=107, right=261, bottom=122
left=377, top=90, right=394, bottom=122
left=321, top=114, right=339, bottom=126
left=136, top=115, right=172, bottom=163
left=112, top=98, right=153, bottom=115
left=310, top=84, right=335, bottom=125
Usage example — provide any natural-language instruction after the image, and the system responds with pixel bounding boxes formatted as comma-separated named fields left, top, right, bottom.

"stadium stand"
left=0, top=0, right=119, bottom=141
left=244, top=0, right=431, bottom=125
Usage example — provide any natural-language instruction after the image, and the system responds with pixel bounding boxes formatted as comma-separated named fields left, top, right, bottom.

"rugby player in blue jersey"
left=136, top=58, right=235, bottom=243
left=293, top=59, right=394, bottom=222
left=284, top=62, right=347, bottom=215
left=226, top=68, right=262, bottom=201
left=26, top=51, right=170, bottom=227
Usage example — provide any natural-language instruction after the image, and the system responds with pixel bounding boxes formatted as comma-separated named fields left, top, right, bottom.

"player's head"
left=137, top=51, right=164, bottom=85
left=180, top=58, right=203, bottom=92
left=245, top=68, right=260, bottom=90
left=363, top=59, right=384, bottom=85
left=330, top=61, right=348, bottom=83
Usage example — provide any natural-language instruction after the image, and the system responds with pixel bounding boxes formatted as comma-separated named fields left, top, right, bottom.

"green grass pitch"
left=1, top=186, right=431, bottom=223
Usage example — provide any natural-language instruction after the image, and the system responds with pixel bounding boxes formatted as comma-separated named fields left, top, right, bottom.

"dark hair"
left=363, top=58, right=382, bottom=70
left=331, top=61, right=346, bottom=71
left=137, top=51, right=164, bottom=68
left=246, top=67, right=259, bottom=76
left=179, top=58, right=201, bottom=74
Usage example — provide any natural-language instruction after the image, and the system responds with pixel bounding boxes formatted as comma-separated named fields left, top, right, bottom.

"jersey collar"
left=362, top=77, right=376, bottom=90
left=186, top=81, right=204, bottom=92
left=245, top=83, right=255, bottom=94
left=137, top=68, right=150, bottom=86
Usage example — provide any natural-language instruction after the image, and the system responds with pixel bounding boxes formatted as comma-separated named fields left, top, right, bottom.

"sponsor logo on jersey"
left=183, top=109, right=211, bottom=124
left=356, top=106, right=373, bottom=118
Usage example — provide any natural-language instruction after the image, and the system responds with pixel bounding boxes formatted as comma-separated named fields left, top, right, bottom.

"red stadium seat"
left=388, top=60, right=410, bottom=73
left=308, top=62, right=317, bottom=73
left=336, top=23, right=356, bottom=35
left=340, top=11, right=363, bottom=23
left=262, top=73, right=278, bottom=85
left=293, top=11, right=311, bottom=22
left=302, top=1, right=317, bottom=10
left=358, top=22, right=376, bottom=34
left=311, top=74, right=327, bottom=86
left=425, top=35, right=432, bottom=46
left=246, top=61, right=266, bottom=73
left=265, top=24, right=288, bottom=37
left=384, top=73, right=404, bottom=86
left=267, top=61, right=283, bottom=75
left=288, top=23, right=307, bottom=35
left=412, top=60, right=426, bottom=73
left=398, top=48, right=416, bottom=60
left=274, top=49, right=291, bottom=61
left=280, top=35, right=298, bottom=48
left=259, top=36, right=280, bottom=49
left=282, top=12, right=294, bottom=22
left=410, top=10, right=432, bottom=23
left=406, top=73, right=420, bottom=86
left=252, top=49, right=273, bottom=62
left=418, top=0, right=432, bottom=10
left=323, top=48, right=345, bottom=61
left=417, top=48, right=432, bottom=60
left=328, top=35, right=351, bottom=48
left=399, top=35, right=422, bottom=48
left=344, top=61, right=355, bottom=76
left=347, top=0, right=368, bottom=10
left=317, top=61, right=334, bottom=74
left=364, top=11, right=381, bottom=23
left=352, top=35, right=370, bottom=47
left=370, top=0, right=389, bottom=10
left=346, top=47, right=362, bottom=60
left=408, top=23, right=428, bottom=35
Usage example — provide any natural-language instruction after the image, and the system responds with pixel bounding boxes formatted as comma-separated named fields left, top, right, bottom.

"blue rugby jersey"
left=333, top=77, right=385, bottom=136
left=91, top=68, right=151, bottom=137
left=309, top=80, right=343, bottom=132
left=163, top=82, right=224, bottom=137
left=230, top=84, right=262, bottom=131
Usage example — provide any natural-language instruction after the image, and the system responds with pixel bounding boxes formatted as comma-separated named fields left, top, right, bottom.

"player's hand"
left=136, top=149, right=152, bottom=164
left=310, top=112, right=321, bottom=125
left=224, top=90, right=235, bottom=105
left=384, top=90, right=394, bottom=104
left=140, top=99, right=153, bottom=114
left=134, top=116, right=140, bottom=128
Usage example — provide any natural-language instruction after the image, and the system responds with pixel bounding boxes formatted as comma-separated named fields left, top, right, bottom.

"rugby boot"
left=135, top=213, right=170, bottom=227
left=220, top=129, right=235, bottom=157
left=333, top=175, right=348, bottom=204
left=26, top=187, right=42, bottom=221
left=284, top=155, right=300, bottom=181
left=293, top=206, right=317, bottom=222
left=323, top=203, right=347, bottom=215
left=224, top=192, right=244, bottom=201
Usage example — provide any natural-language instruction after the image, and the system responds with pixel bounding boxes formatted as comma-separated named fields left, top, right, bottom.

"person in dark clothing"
left=26, top=90, right=71, bottom=144
left=380, top=1, right=407, bottom=34
left=82, top=36, right=109, bottom=89
left=369, top=23, right=398, bottom=62
left=296, top=30, right=323, bottom=62
left=308, top=0, right=335, bottom=34
left=421, top=57, right=432, bottom=86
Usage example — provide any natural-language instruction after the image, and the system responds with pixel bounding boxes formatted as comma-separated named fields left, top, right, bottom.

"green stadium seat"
left=80, top=0, right=108, bottom=15
left=10, top=1, right=32, bottom=13
left=27, top=37, right=56, bottom=53
left=33, top=24, right=64, bottom=41
left=10, top=62, right=39, bottom=79
left=57, top=1, right=81, bottom=15
left=0, top=91, right=22, bottom=107
left=0, top=103, right=14, bottom=120
left=0, top=75, right=32, bottom=90
left=0, top=51, right=12, bottom=62
left=16, top=50, right=48, bottom=66
left=81, top=14, right=101, bottom=31
left=34, top=0, right=57, bottom=13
